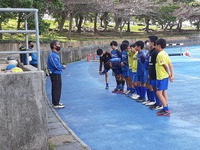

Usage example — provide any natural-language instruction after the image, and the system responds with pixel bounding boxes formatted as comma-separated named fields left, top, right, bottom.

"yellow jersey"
left=156, top=50, right=171, bottom=80
left=131, top=51, right=138, bottom=72
left=128, top=51, right=134, bottom=70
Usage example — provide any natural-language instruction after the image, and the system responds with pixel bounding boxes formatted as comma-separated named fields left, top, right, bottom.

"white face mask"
left=145, top=42, right=150, bottom=49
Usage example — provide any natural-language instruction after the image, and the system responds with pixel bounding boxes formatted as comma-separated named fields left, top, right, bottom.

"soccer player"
left=155, top=38, right=174, bottom=116
left=110, top=41, right=122, bottom=93
left=103, top=58, right=122, bottom=92
left=133, top=41, right=147, bottom=102
left=96, top=49, right=112, bottom=89
left=120, top=43, right=131, bottom=94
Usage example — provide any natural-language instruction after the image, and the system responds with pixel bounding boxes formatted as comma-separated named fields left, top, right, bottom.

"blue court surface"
left=46, top=45, right=200, bottom=150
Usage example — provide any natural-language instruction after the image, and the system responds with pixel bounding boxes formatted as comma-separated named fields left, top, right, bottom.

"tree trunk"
left=176, top=19, right=182, bottom=32
left=17, top=14, right=22, bottom=30
left=103, top=12, right=108, bottom=31
left=77, top=14, right=83, bottom=33
left=119, top=20, right=125, bottom=38
left=114, top=17, right=122, bottom=32
left=68, top=13, right=73, bottom=40
left=126, top=20, right=130, bottom=32
left=100, top=17, right=103, bottom=27
left=197, top=21, right=200, bottom=31
left=0, top=21, right=2, bottom=39
left=145, top=17, right=150, bottom=33
left=58, top=12, right=67, bottom=31
left=94, top=13, right=98, bottom=34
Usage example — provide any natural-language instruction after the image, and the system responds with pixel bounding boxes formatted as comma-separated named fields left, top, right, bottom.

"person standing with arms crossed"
left=47, top=40, right=65, bottom=109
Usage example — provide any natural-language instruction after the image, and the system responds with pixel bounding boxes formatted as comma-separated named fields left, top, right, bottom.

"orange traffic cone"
left=185, top=46, right=190, bottom=57
left=87, top=54, right=90, bottom=62
left=93, top=53, right=96, bottom=60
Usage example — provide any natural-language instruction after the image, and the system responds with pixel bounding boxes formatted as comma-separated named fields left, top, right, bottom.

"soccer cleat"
left=53, top=104, right=65, bottom=109
left=145, top=101, right=156, bottom=106
left=142, top=100, right=150, bottom=105
left=112, top=89, right=118, bottom=93
left=150, top=104, right=163, bottom=110
left=157, top=109, right=170, bottom=116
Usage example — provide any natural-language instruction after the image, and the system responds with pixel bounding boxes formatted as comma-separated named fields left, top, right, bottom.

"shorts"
left=150, top=79, right=156, bottom=87
left=113, top=69, right=122, bottom=76
left=132, top=72, right=138, bottom=82
left=122, top=70, right=130, bottom=77
left=156, top=77, right=169, bottom=90
left=138, top=74, right=147, bottom=84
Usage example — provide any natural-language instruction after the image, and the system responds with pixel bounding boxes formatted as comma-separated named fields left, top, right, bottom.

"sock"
left=164, top=105, right=169, bottom=111
left=150, top=91, right=155, bottom=102
left=106, top=83, right=109, bottom=87
left=122, top=80, right=125, bottom=90
left=135, top=86, right=139, bottom=95
left=138, top=86, right=142, bottom=97
left=146, top=89, right=150, bottom=100
left=141, top=86, right=146, bottom=99
left=155, top=92, right=162, bottom=106
left=131, top=88, right=135, bottom=93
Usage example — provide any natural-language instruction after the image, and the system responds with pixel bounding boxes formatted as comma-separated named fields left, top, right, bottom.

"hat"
left=148, top=36, right=158, bottom=43
left=6, top=64, right=16, bottom=70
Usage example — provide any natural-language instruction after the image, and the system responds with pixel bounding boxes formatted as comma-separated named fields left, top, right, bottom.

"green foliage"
left=156, top=4, right=179, bottom=26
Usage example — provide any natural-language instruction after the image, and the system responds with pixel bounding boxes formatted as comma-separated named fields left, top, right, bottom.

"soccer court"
left=46, top=45, right=200, bottom=150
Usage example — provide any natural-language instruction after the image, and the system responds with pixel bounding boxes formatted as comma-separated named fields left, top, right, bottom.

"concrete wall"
left=0, top=71, right=48, bottom=150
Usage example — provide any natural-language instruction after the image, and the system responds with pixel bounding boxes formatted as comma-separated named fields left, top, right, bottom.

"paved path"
left=46, top=45, right=200, bottom=150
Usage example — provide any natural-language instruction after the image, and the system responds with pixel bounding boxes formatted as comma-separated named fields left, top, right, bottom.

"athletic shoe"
left=136, top=97, right=145, bottom=103
left=131, top=94, right=140, bottom=100
left=150, top=104, right=163, bottom=110
left=117, top=90, right=124, bottom=94
left=142, top=100, right=150, bottom=105
left=112, top=89, right=118, bottom=93
left=157, top=109, right=170, bottom=116
left=125, top=90, right=131, bottom=95
left=105, top=86, right=109, bottom=89
left=59, top=103, right=64, bottom=106
left=145, top=101, right=156, bottom=106
left=123, top=90, right=127, bottom=94
left=53, top=104, right=65, bottom=109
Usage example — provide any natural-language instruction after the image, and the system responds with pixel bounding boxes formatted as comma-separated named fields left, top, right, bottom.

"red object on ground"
left=87, top=54, right=90, bottom=62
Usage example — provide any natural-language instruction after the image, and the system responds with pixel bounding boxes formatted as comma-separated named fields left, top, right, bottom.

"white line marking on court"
left=175, top=73, right=200, bottom=80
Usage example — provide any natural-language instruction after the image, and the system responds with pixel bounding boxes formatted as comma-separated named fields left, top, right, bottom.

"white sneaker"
left=53, top=104, right=65, bottom=109
left=142, top=100, right=150, bottom=105
left=125, top=90, right=131, bottom=95
left=123, top=90, right=127, bottom=94
left=131, top=94, right=140, bottom=99
left=145, top=101, right=156, bottom=106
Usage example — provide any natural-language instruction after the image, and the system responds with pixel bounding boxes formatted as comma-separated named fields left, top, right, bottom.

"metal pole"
left=25, top=19, right=30, bottom=65
left=34, top=10, right=41, bottom=70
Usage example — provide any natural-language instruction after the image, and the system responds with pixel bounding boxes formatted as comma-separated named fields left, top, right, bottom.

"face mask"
left=56, top=46, right=61, bottom=51
left=30, top=45, right=34, bottom=48
left=145, top=42, right=150, bottom=49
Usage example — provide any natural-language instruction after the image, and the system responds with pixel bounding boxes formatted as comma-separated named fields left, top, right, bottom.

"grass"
left=0, top=19, right=197, bottom=43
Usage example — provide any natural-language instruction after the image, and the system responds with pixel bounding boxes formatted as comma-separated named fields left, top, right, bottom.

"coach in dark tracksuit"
left=47, top=40, right=65, bottom=109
